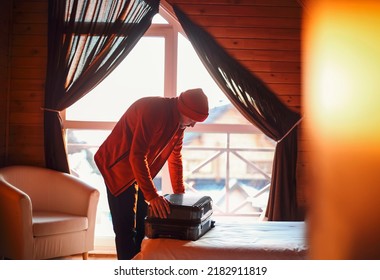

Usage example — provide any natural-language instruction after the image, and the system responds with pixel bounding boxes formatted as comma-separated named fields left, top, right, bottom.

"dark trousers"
left=106, top=183, right=148, bottom=260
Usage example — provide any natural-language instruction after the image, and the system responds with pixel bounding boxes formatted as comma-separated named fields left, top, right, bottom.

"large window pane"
left=182, top=132, right=274, bottom=216
left=66, top=37, right=165, bottom=122
left=177, top=33, right=251, bottom=125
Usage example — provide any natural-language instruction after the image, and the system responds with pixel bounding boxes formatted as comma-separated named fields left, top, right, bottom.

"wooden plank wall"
left=0, top=0, right=12, bottom=167
left=5, top=0, right=47, bottom=167
left=166, top=0, right=306, bottom=214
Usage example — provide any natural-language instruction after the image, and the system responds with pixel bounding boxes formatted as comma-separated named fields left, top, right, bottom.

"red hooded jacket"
left=94, top=96, right=185, bottom=201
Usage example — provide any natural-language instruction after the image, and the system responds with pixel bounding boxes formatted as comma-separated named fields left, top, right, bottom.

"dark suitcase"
left=145, top=193, right=215, bottom=241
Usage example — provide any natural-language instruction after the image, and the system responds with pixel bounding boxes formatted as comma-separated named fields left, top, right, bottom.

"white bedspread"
left=133, top=220, right=308, bottom=260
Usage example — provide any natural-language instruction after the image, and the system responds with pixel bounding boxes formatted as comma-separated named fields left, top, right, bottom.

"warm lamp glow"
left=306, top=0, right=380, bottom=141
left=304, top=0, right=380, bottom=259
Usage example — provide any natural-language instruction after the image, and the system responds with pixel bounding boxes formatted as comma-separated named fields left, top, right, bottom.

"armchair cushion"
left=33, top=211, right=88, bottom=237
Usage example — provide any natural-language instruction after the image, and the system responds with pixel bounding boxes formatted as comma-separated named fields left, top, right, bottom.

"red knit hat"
left=178, top=88, right=209, bottom=122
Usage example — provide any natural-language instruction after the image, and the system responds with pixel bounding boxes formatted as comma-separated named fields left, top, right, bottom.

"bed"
left=133, top=219, right=308, bottom=260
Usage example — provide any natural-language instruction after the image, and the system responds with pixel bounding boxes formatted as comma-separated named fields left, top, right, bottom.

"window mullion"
left=163, top=26, right=177, bottom=98
left=161, top=25, right=178, bottom=194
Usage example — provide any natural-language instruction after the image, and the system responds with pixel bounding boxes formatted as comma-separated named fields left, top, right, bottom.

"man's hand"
left=149, top=195, right=171, bottom=219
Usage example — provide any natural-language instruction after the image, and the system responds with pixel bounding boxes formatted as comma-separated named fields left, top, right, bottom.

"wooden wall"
left=1, top=0, right=47, bottom=167
left=0, top=0, right=306, bottom=215
left=0, top=0, right=12, bottom=166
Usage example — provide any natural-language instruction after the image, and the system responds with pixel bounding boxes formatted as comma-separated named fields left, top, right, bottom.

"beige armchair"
left=0, top=165, right=100, bottom=260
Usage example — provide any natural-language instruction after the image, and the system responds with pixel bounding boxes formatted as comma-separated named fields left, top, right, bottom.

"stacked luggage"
left=145, top=193, right=215, bottom=241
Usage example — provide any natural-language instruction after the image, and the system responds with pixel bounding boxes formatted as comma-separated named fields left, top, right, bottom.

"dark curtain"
left=174, top=6, right=302, bottom=221
left=44, top=0, right=159, bottom=172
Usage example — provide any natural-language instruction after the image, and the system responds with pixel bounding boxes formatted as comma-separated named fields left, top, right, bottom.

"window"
left=63, top=11, right=275, bottom=247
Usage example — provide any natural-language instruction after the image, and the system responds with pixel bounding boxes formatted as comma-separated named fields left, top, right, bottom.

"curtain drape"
left=173, top=6, right=302, bottom=221
left=44, top=0, right=159, bottom=172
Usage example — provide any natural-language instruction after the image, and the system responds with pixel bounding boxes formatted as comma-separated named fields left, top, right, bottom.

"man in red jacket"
left=94, top=88, right=209, bottom=259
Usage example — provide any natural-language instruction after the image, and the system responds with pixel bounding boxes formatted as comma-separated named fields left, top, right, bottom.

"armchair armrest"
left=0, top=179, right=34, bottom=259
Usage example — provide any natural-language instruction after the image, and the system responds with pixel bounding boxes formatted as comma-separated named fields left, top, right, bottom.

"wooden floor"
left=53, top=249, right=117, bottom=260
left=53, top=253, right=117, bottom=260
